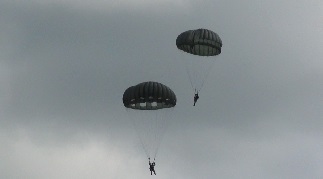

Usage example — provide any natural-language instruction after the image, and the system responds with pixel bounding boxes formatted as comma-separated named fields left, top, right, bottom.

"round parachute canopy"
left=123, top=81, right=177, bottom=110
left=176, top=28, right=222, bottom=56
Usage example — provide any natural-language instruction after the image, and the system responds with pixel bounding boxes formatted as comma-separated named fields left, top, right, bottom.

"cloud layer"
left=1, top=1, right=322, bottom=178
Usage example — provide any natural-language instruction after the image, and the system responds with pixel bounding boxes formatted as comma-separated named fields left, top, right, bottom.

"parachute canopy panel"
left=176, top=28, right=222, bottom=56
left=123, top=81, right=177, bottom=110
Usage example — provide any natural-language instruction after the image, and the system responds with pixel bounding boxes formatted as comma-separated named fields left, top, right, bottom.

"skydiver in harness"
left=193, top=90, right=199, bottom=106
left=148, top=158, right=156, bottom=175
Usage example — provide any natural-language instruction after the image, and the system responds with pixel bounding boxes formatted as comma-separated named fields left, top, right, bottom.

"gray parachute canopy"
left=123, top=81, right=177, bottom=110
left=176, top=28, right=222, bottom=56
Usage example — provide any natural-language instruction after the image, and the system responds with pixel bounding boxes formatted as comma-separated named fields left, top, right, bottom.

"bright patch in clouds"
left=1, top=130, right=127, bottom=179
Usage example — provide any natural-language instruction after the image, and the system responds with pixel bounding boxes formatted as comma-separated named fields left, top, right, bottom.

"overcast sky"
left=1, top=0, right=322, bottom=178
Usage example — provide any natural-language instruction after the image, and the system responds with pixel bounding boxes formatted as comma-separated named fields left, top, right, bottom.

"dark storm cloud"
left=1, top=2, right=183, bottom=119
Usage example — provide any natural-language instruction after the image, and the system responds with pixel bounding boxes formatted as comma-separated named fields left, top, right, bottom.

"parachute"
left=176, top=28, right=222, bottom=93
left=123, top=81, right=176, bottom=159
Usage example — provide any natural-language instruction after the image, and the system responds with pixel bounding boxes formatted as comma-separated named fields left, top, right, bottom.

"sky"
left=0, top=0, right=322, bottom=178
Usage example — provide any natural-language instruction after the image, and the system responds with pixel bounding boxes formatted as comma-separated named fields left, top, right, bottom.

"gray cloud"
left=1, top=1, right=322, bottom=178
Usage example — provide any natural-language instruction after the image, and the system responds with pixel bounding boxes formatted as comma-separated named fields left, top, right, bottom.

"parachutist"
left=193, top=92, right=199, bottom=106
left=149, top=158, right=156, bottom=175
